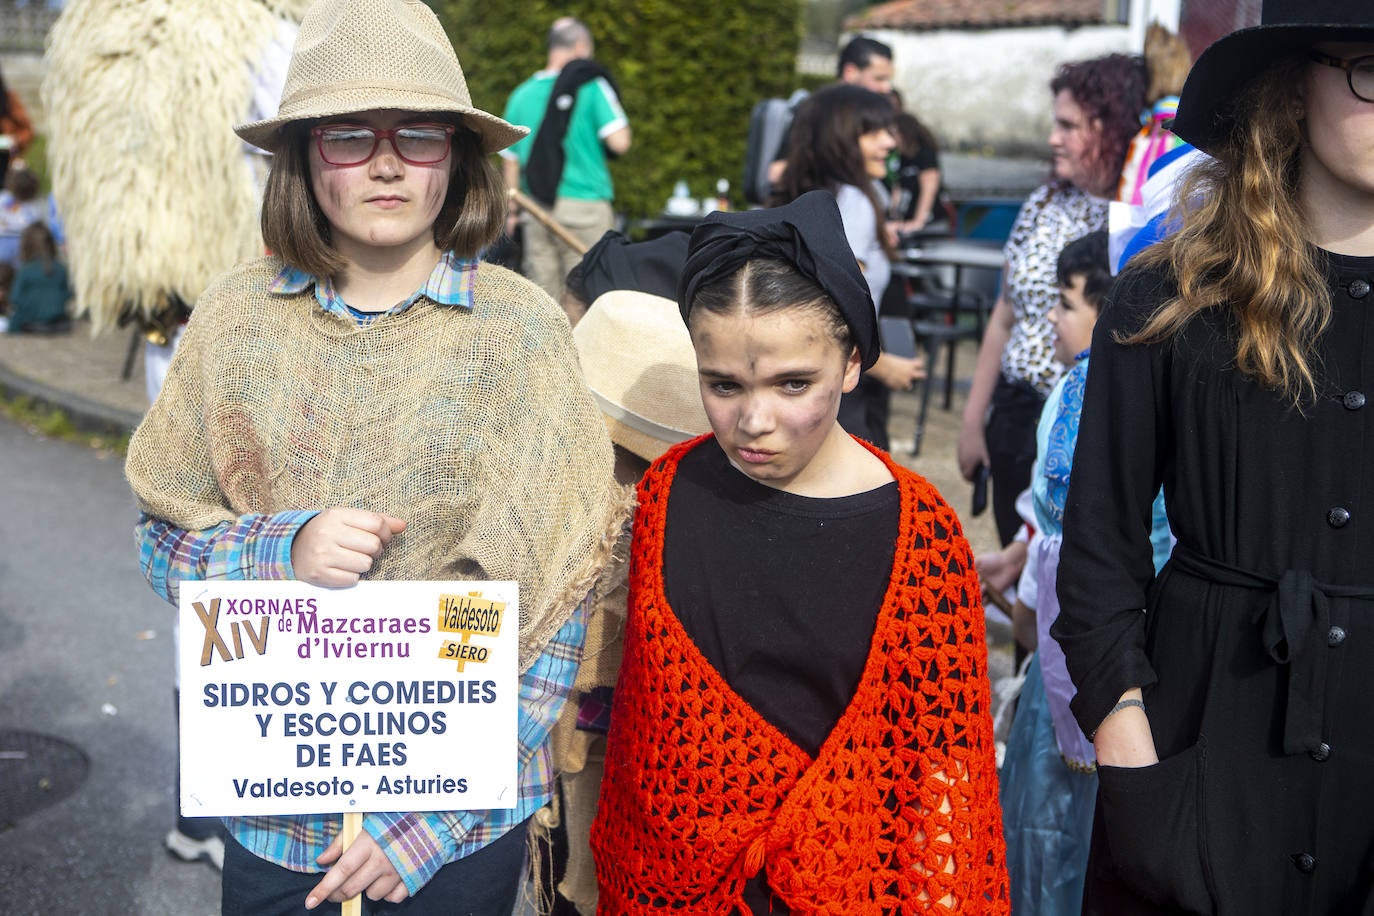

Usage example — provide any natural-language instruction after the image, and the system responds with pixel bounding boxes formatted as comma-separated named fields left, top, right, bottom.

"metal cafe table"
left=889, top=238, right=1005, bottom=455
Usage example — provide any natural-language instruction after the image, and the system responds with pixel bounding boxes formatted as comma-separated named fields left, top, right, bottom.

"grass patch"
left=1, top=394, right=129, bottom=456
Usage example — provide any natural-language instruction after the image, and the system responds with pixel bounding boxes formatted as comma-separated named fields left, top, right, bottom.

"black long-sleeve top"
left=1053, top=251, right=1374, bottom=738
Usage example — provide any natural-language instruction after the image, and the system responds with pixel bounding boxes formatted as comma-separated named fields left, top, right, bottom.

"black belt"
left=1169, top=544, right=1374, bottom=756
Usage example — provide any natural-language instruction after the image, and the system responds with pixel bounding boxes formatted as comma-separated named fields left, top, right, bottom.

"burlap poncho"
left=125, top=256, right=630, bottom=671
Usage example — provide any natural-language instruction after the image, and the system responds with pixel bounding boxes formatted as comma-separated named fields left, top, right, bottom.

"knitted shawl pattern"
left=125, top=256, right=630, bottom=671
left=592, top=437, right=1009, bottom=914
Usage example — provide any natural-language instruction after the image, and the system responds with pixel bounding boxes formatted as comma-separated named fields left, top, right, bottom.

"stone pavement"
left=0, top=318, right=147, bottom=434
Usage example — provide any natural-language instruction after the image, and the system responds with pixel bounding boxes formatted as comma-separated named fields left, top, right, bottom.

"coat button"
left=1328, top=507, right=1351, bottom=528
left=1351, top=279, right=1371, bottom=299
left=1329, top=625, right=1348, bottom=647
left=1293, top=852, right=1317, bottom=873
left=1344, top=391, right=1367, bottom=410
left=1310, top=742, right=1331, bottom=761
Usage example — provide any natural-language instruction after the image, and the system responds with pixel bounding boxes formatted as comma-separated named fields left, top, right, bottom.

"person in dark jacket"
left=1053, top=3, right=1374, bottom=913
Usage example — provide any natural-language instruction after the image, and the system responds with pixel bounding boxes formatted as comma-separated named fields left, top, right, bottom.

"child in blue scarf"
left=997, top=230, right=1170, bottom=915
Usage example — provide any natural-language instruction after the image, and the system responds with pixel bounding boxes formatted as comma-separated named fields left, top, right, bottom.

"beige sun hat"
left=234, top=0, right=527, bottom=154
left=573, top=290, right=712, bottom=463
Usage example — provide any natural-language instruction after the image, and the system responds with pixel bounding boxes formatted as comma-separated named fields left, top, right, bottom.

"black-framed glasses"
left=1309, top=51, right=1374, bottom=103
left=311, top=122, right=455, bottom=166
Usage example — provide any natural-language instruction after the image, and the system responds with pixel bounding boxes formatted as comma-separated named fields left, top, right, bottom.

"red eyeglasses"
left=311, top=123, right=455, bottom=166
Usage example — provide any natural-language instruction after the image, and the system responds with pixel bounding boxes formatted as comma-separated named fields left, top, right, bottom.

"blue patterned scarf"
left=1042, top=350, right=1090, bottom=524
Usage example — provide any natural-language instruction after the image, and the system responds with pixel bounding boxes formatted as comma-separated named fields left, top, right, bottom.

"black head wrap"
left=677, top=190, right=880, bottom=370
left=575, top=230, right=689, bottom=305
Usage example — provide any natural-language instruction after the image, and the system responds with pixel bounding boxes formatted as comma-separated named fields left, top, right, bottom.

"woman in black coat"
left=1053, top=2, right=1374, bottom=913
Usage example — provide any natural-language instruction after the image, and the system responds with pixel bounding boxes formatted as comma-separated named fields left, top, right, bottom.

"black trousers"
left=985, top=375, right=1045, bottom=546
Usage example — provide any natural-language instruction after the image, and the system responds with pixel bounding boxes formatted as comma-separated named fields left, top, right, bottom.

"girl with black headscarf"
left=591, top=191, right=1009, bottom=914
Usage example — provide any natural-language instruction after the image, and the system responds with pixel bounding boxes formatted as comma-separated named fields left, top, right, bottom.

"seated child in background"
left=996, top=230, right=1171, bottom=915
left=592, top=191, right=1009, bottom=913
left=0, top=166, right=49, bottom=268
left=7, top=222, right=71, bottom=334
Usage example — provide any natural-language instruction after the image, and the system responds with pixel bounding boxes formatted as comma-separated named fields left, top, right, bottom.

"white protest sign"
left=177, top=580, right=517, bottom=817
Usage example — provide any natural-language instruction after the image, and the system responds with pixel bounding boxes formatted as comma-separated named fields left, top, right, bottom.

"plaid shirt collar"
left=269, top=251, right=477, bottom=323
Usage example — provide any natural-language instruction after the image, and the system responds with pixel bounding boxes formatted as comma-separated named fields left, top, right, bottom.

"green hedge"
left=430, top=1, right=804, bottom=221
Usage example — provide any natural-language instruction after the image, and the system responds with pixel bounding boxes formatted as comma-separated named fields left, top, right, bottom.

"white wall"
left=1127, top=0, right=1182, bottom=49
left=864, top=25, right=1134, bottom=155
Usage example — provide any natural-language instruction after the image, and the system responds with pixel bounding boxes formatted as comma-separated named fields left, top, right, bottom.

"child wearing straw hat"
left=124, top=0, right=627, bottom=912
left=534, top=287, right=711, bottom=915
left=591, top=191, right=1008, bottom=913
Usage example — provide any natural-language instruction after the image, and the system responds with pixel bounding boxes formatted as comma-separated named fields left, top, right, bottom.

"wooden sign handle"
left=341, top=811, right=363, bottom=916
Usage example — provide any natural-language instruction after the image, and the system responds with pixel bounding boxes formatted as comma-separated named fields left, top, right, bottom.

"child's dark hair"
left=1056, top=230, right=1112, bottom=307
left=688, top=258, right=853, bottom=356
left=5, top=166, right=40, bottom=202
left=19, top=221, right=57, bottom=265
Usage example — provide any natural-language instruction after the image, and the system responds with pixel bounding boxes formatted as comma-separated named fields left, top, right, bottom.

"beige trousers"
left=521, top=197, right=615, bottom=300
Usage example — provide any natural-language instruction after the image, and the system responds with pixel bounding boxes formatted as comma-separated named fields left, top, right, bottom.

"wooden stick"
left=340, top=812, right=363, bottom=916
left=508, top=188, right=590, bottom=256
left=982, top=581, right=1014, bottom=616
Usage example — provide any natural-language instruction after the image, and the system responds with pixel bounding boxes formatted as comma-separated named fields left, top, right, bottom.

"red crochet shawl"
left=592, top=436, right=1009, bottom=915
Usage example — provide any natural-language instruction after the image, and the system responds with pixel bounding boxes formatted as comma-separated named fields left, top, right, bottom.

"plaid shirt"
left=135, top=252, right=585, bottom=894
left=267, top=249, right=479, bottom=320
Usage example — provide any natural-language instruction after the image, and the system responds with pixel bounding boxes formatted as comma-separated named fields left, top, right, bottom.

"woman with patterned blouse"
left=956, top=54, right=1146, bottom=546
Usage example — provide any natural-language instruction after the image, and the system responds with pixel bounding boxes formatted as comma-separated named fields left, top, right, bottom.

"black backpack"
left=525, top=59, right=619, bottom=207
left=741, top=89, right=808, bottom=206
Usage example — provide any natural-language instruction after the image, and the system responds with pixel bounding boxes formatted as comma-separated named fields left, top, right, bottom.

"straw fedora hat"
left=1171, top=0, right=1374, bottom=155
left=573, top=290, right=711, bottom=463
left=235, top=0, right=526, bottom=154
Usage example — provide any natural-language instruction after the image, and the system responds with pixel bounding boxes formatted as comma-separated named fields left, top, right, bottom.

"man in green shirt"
left=502, top=17, right=631, bottom=299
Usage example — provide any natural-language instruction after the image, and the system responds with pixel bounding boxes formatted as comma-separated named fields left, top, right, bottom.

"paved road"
left=0, top=418, right=219, bottom=915
left=0, top=412, right=1015, bottom=915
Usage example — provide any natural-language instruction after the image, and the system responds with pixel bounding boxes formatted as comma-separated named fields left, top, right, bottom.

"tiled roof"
left=846, top=0, right=1106, bottom=31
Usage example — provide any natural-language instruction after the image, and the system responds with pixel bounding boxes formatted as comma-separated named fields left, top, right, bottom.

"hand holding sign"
left=292, top=508, right=407, bottom=588
left=305, top=816, right=408, bottom=911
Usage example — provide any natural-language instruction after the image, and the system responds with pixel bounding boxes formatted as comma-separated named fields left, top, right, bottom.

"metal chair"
left=891, top=240, right=1003, bottom=454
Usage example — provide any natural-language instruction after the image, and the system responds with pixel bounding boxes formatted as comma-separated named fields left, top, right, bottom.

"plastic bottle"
left=666, top=179, right=697, bottom=216
left=715, top=178, right=730, bottom=212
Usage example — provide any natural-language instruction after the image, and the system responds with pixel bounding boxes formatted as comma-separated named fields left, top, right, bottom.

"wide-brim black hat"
left=1171, top=0, right=1374, bottom=155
